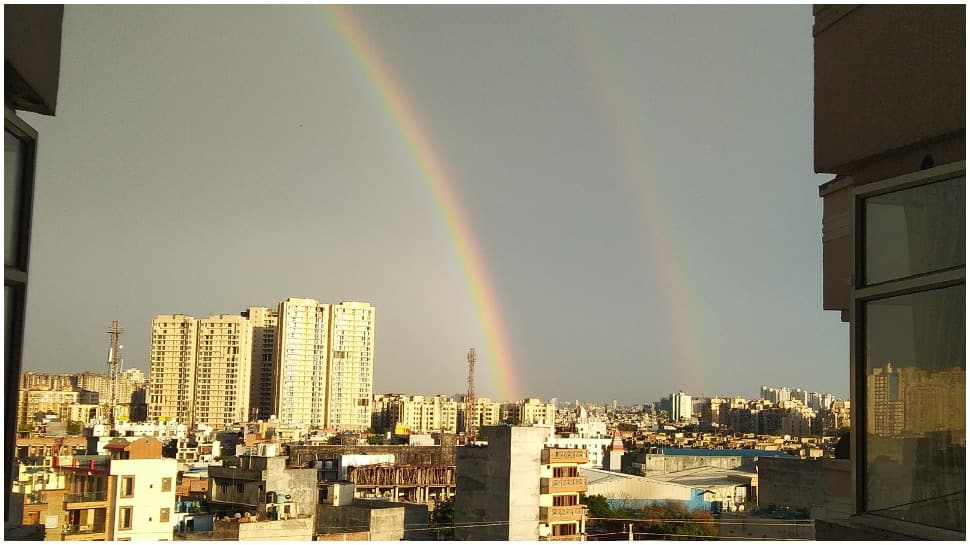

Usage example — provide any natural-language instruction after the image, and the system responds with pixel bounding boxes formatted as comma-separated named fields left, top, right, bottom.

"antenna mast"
left=465, top=348, right=476, bottom=440
left=106, top=321, right=124, bottom=424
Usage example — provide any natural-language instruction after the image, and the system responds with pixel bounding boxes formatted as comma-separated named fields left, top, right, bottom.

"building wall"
left=245, top=306, right=278, bottom=421
left=194, top=314, right=253, bottom=427
left=109, top=457, right=178, bottom=540
left=149, top=315, right=198, bottom=424
left=275, top=298, right=330, bottom=427
left=326, top=302, right=375, bottom=431
left=262, top=456, right=318, bottom=521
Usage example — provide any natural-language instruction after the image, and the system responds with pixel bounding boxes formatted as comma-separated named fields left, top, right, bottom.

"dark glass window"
left=4, top=130, right=25, bottom=267
left=864, top=177, right=965, bottom=285
left=864, top=285, right=965, bottom=531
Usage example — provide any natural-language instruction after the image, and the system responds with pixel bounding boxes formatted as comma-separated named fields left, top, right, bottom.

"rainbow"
left=563, top=9, right=707, bottom=394
left=320, top=6, right=519, bottom=401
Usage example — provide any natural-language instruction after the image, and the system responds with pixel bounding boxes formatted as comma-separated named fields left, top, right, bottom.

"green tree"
left=367, top=434, right=385, bottom=445
left=431, top=498, right=455, bottom=540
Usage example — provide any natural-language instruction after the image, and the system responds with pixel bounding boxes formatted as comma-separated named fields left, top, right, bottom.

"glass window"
left=864, top=285, right=965, bottom=531
left=121, top=475, right=135, bottom=498
left=4, top=130, right=25, bottom=267
left=119, top=506, right=133, bottom=530
left=864, top=177, right=966, bottom=285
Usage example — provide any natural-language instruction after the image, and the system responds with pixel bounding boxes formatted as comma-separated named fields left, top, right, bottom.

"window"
left=160, top=508, right=170, bottom=523
left=121, top=475, right=135, bottom=498
left=119, top=506, right=133, bottom=530
left=855, top=164, right=965, bottom=533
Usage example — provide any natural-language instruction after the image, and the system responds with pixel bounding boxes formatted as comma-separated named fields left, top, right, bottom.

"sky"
left=21, top=5, right=849, bottom=404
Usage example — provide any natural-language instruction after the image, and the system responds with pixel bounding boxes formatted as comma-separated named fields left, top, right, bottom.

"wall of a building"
left=110, top=458, right=177, bottom=540
left=263, top=457, right=317, bottom=521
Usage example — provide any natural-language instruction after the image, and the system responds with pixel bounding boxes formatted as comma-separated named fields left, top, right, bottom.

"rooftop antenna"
left=106, top=321, right=124, bottom=425
left=465, top=348, right=476, bottom=441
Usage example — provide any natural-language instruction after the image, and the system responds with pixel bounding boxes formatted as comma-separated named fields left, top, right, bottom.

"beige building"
left=375, top=394, right=460, bottom=434
left=243, top=306, right=279, bottom=421
left=148, top=315, right=199, bottom=424
left=326, top=302, right=375, bottom=430
left=460, top=397, right=502, bottom=436
left=274, top=299, right=375, bottom=431
left=275, top=298, right=331, bottom=427
left=194, top=315, right=253, bottom=428
left=148, top=313, right=254, bottom=427
left=17, top=387, right=96, bottom=427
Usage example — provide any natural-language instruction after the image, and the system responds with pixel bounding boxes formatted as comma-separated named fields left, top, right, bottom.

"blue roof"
left=660, top=448, right=794, bottom=458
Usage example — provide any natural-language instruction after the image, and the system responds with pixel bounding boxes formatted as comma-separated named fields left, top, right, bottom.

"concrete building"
left=326, top=301, right=375, bottom=431
left=242, top=306, right=278, bottom=422
left=5, top=6, right=65, bottom=527
left=148, top=313, right=253, bottom=427
left=275, top=298, right=330, bottom=427
left=193, top=315, right=253, bottom=428
left=206, top=443, right=318, bottom=524
left=458, top=396, right=502, bottom=436
left=315, top=483, right=431, bottom=540
left=148, top=314, right=199, bottom=424
left=671, top=391, right=692, bottom=422
left=454, top=426, right=587, bottom=541
left=813, top=5, right=964, bottom=539
left=105, top=438, right=179, bottom=541
left=373, top=394, right=460, bottom=435
left=17, top=387, right=96, bottom=427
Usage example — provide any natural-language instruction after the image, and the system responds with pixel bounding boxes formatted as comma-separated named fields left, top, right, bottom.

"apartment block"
left=671, top=391, right=692, bottom=422
left=17, top=387, right=97, bottom=428
left=148, top=315, right=199, bottom=424
left=326, top=302, right=375, bottom=431
left=194, top=315, right=253, bottom=428
left=274, top=299, right=376, bottom=431
left=243, top=306, right=278, bottom=421
left=455, top=426, right=587, bottom=541
left=373, top=394, right=459, bottom=434
left=458, top=397, right=501, bottom=437
left=275, top=298, right=330, bottom=427
left=148, top=314, right=253, bottom=427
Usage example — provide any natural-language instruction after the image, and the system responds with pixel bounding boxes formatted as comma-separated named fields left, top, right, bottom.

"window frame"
left=850, top=160, right=966, bottom=536
left=120, top=475, right=135, bottom=498
left=118, top=505, right=133, bottom=531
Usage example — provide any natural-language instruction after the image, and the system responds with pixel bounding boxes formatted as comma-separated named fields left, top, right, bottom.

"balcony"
left=62, top=524, right=107, bottom=540
left=65, top=491, right=108, bottom=509
left=540, top=506, right=586, bottom=523
left=25, top=492, right=48, bottom=505
left=542, top=535, right=582, bottom=541
left=541, top=448, right=588, bottom=465
left=541, top=477, right=588, bottom=494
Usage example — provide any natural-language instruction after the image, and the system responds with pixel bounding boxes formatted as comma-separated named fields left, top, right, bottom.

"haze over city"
left=21, top=5, right=847, bottom=403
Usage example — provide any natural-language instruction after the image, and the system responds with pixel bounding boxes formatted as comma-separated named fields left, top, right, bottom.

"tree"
left=582, top=494, right=613, bottom=519
left=367, top=434, right=385, bottom=445
left=431, top=498, right=455, bottom=540
left=66, top=421, right=82, bottom=435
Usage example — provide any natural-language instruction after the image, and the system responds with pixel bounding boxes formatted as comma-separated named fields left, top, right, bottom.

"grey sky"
left=21, top=5, right=847, bottom=404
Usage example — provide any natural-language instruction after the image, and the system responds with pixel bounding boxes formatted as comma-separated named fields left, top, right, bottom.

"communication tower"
left=106, top=320, right=124, bottom=424
left=465, top=348, right=476, bottom=440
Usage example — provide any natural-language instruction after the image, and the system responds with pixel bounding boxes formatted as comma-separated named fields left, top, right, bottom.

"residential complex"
left=148, top=315, right=199, bottom=424
left=243, top=306, right=278, bottom=422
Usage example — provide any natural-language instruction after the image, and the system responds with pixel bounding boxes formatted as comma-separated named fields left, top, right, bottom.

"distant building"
left=242, top=306, right=279, bottom=421
left=148, top=314, right=199, bottom=424
left=671, top=391, right=692, bottom=422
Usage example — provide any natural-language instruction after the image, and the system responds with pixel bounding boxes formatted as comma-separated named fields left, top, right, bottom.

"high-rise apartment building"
left=243, top=306, right=278, bottom=421
left=193, top=315, right=253, bottom=428
left=275, top=298, right=330, bottom=427
left=326, top=301, right=375, bottom=430
left=149, top=314, right=253, bottom=427
left=148, top=315, right=198, bottom=424
left=671, top=391, right=692, bottom=422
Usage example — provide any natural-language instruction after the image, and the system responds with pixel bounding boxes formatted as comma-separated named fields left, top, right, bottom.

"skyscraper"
left=193, top=315, right=253, bottom=428
left=148, top=314, right=253, bottom=427
left=326, top=301, right=375, bottom=430
left=275, top=298, right=330, bottom=427
left=243, top=306, right=278, bottom=421
left=148, top=315, right=198, bottom=424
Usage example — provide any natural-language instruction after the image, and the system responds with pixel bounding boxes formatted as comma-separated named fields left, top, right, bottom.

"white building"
left=672, top=391, right=692, bottom=422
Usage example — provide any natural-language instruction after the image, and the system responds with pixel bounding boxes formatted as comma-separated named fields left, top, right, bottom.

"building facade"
left=671, top=391, right=692, bottom=422
left=148, top=315, right=199, bottom=424
left=326, top=302, right=375, bottom=431
left=193, top=315, right=253, bottom=428
left=813, top=4, right=965, bottom=539
left=243, top=306, right=278, bottom=421
left=275, top=298, right=330, bottom=428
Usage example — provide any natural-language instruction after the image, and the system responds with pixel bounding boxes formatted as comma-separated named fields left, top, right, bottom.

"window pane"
left=864, top=177, right=965, bottom=285
left=864, top=284, right=965, bottom=531
left=5, top=131, right=25, bottom=267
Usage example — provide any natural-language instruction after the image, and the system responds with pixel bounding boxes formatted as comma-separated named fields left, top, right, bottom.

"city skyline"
left=20, top=5, right=847, bottom=403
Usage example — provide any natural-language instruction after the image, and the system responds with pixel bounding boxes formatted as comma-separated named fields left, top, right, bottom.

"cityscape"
left=5, top=4, right=965, bottom=543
